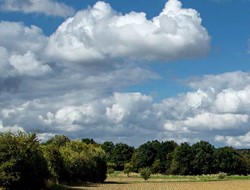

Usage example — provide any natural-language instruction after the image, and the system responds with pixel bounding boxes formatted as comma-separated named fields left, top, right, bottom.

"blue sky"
left=1, top=0, right=250, bottom=147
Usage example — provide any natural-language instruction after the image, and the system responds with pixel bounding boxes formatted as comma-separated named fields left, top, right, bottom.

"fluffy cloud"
left=1, top=69, right=250, bottom=146
left=9, top=51, right=51, bottom=76
left=1, top=0, right=249, bottom=147
left=0, top=21, right=51, bottom=78
left=215, top=132, right=250, bottom=147
left=0, top=0, right=75, bottom=17
left=46, top=0, right=210, bottom=63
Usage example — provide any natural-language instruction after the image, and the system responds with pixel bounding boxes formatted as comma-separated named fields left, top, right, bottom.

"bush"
left=217, top=172, right=227, bottom=180
left=59, top=141, right=107, bottom=183
left=107, top=162, right=115, bottom=175
left=124, top=163, right=133, bottom=177
left=0, top=132, right=49, bottom=190
left=42, top=144, right=67, bottom=183
left=139, top=167, right=151, bottom=180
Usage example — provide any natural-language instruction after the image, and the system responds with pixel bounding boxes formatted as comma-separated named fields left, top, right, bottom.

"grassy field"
left=67, top=173, right=250, bottom=190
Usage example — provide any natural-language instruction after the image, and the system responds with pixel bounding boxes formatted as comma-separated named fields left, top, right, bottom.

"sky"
left=0, top=0, right=250, bottom=147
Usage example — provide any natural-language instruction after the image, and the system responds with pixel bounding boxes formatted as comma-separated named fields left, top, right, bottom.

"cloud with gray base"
left=46, top=0, right=210, bottom=63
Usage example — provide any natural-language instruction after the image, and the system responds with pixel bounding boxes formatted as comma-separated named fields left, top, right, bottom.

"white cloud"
left=215, top=132, right=250, bottom=147
left=187, top=71, right=250, bottom=91
left=214, top=86, right=250, bottom=113
left=46, top=0, right=210, bottom=63
left=9, top=51, right=52, bottom=77
left=0, top=21, right=51, bottom=78
left=0, top=21, right=47, bottom=54
left=0, top=0, right=75, bottom=17
left=1, top=1, right=250, bottom=147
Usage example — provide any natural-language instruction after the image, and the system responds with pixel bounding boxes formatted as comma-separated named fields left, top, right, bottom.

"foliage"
left=217, top=172, right=227, bottom=180
left=191, top=141, right=216, bottom=174
left=44, top=135, right=70, bottom=147
left=214, top=147, right=246, bottom=175
left=81, top=138, right=96, bottom=145
left=59, top=140, right=107, bottom=183
left=110, top=143, right=134, bottom=170
left=42, top=144, right=67, bottom=183
left=170, top=142, right=193, bottom=175
left=139, top=167, right=151, bottom=180
left=124, top=162, right=133, bottom=177
left=107, top=162, right=115, bottom=175
left=132, top=141, right=159, bottom=171
left=101, top=141, right=115, bottom=162
left=0, top=132, right=49, bottom=190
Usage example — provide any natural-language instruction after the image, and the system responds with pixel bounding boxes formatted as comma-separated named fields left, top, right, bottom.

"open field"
left=68, top=174, right=250, bottom=190
left=76, top=180, right=250, bottom=190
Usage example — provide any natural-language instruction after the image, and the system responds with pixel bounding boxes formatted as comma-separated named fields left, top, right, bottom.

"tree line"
left=102, top=140, right=250, bottom=176
left=1, top=132, right=250, bottom=189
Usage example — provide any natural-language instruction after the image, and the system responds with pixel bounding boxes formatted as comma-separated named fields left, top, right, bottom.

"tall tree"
left=214, top=146, right=246, bottom=175
left=0, top=132, right=49, bottom=190
left=111, top=143, right=134, bottom=170
left=132, top=140, right=160, bottom=171
left=170, top=142, right=193, bottom=175
left=191, top=141, right=216, bottom=174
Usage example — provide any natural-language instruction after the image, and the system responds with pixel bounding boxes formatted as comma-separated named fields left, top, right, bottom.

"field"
left=69, top=174, right=250, bottom=190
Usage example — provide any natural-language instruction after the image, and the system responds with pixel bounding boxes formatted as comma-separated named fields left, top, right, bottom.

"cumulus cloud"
left=0, top=21, right=51, bottom=79
left=46, top=0, right=210, bottom=63
left=215, top=132, right=250, bottom=147
left=9, top=51, right=52, bottom=76
left=1, top=69, right=250, bottom=146
left=2, top=0, right=250, bottom=147
left=0, top=0, right=75, bottom=17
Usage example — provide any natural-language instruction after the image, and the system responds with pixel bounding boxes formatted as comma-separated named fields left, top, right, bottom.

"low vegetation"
left=1, top=132, right=250, bottom=189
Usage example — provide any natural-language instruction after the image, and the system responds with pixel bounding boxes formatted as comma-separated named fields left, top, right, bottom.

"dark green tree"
left=214, top=147, right=246, bottom=175
left=42, top=143, right=67, bottom=183
left=111, top=143, right=134, bottom=170
left=170, top=142, right=193, bottom=175
left=0, top=132, right=49, bottom=190
left=156, top=141, right=178, bottom=174
left=101, top=141, right=115, bottom=162
left=82, top=138, right=96, bottom=145
left=132, top=141, right=159, bottom=171
left=191, top=141, right=216, bottom=174
left=45, top=135, right=70, bottom=147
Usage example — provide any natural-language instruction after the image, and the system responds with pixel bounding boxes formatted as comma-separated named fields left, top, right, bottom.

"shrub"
left=0, top=132, right=49, bottom=190
left=217, top=172, right=227, bottom=180
left=139, top=167, right=151, bottom=181
left=107, top=162, right=115, bottom=175
left=124, top=163, right=133, bottom=177
left=59, top=141, right=107, bottom=183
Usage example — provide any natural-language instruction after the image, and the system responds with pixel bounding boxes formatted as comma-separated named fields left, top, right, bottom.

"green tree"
left=238, top=150, right=250, bottom=174
left=191, top=141, right=215, bottom=174
left=214, top=147, right=246, bottom=175
left=156, top=141, right=177, bottom=174
left=45, top=135, right=70, bottom=147
left=132, top=141, right=159, bottom=171
left=124, top=162, right=133, bottom=177
left=101, top=141, right=115, bottom=162
left=82, top=138, right=96, bottom=145
left=170, top=142, right=193, bottom=175
left=59, top=140, right=107, bottom=183
left=42, top=143, right=67, bottom=183
left=110, top=143, right=134, bottom=170
left=0, top=132, right=49, bottom=190
left=139, top=167, right=151, bottom=181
